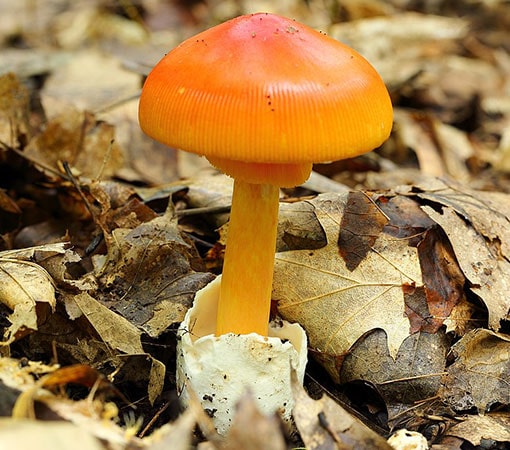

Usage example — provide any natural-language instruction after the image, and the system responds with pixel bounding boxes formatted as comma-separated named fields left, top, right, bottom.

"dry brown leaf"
left=291, top=371, right=392, bottom=449
left=24, top=108, right=124, bottom=179
left=340, top=329, right=449, bottom=420
left=393, top=110, right=446, bottom=178
left=0, top=47, right=71, bottom=81
left=11, top=364, right=125, bottom=420
left=439, top=329, right=510, bottom=413
left=185, top=169, right=234, bottom=229
left=376, top=194, right=436, bottom=240
left=66, top=292, right=165, bottom=404
left=416, top=179, right=510, bottom=259
left=422, top=205, right=510, bottom=329
left=88, top=180, right=157, bottom=233
left=0, top=357, right=58, bottom=393
left=414, top=228, right=466, bottom=334
left=70, top=292, right=144, bottom=355
left=412, top=55, right=503, bottom=125
left=338, top=191, right=389, bottom=271
left=374, top=195, right=465, bottom=334
left=54, top=7, right=147, bottom=49
left=277, top=200, right=327, bottom=252
left=431, top=119, right=474, bottom=181
left=0, top=189, right=20, bottom=215
left=6, top=359, right=140, bottom=446
left=13, top=391, right=135, bottom=447
left=95, top=208, right=215, bottom=338
left=117, top=108, right=182, bottom=185
left=0, top=244, right=71, bottom=344
left=393, top=110, right=474, bottom=181
left=273, top=193, right=421, bottom=383
left=445, top=413, right=510, bottom=446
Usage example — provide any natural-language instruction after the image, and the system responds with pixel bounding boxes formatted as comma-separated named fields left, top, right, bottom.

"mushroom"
left=139, top=12, right=393, bottom=434
left=139, top=12, right=393, bottom=337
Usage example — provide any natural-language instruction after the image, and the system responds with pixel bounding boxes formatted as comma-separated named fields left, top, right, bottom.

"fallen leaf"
left=422, top=205, right=510, bottom=329
left=338, top=191, right=389, bottom=271
left=0, top=357, right=58, bottom=393
left=392, top=110, right=476, bottom=182
left=415, top=228, right=465, bottom=333
left=40, top=49, right=141, bottom=114
left=88, top=180, right=157, bottom=233
left=12, top=391, right=134, bottom=447
left=95, top=208, right=215, bottom=338
left=274, top=193, right=421, bottom=382
left=24, top=108, right=124, bottom=179
left=67, top=292, right=165, bottom=404
left=416, top=178, right=510, bottom=259
left=108, top=352, right=167, bottom=407
left=52, top=8, right=147, bottom=50
left=185, top=169, right=234, bottom=229
left=340, top=329, right=449, bottom=421
left=439, top=329, right=510, bottom=413
left=71, top=292, right=144, bottom=355
left=291, top=371, right=393, bottom=449
left=445, top=413, right=510, bottom=446
left=0, top=48, right=71, bottom=80
left=277, top=200, right=327, bottom=252
left=393, top=110, right=446, bottom=178
left=39, top=364, right=108, bottom=390
left=0, top=244, right=69, bottom=343
left=376, top=194, right=436, bottom=242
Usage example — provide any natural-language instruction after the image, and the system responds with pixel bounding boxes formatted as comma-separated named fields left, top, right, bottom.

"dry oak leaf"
left=273, top=193, right=422, bottom=382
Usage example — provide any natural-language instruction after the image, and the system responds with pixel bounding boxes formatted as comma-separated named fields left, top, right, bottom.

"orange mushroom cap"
left=139, top=12, right=393, bottom=186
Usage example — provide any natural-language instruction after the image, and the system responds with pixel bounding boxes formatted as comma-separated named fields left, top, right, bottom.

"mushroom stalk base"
left=177, top=276, right=308, bottom=435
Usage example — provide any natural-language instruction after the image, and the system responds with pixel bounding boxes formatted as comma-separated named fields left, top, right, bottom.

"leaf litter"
left=0, top=0, right=510, bottom=448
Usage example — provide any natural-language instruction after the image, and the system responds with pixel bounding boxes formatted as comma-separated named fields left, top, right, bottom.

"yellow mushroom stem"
left=216, top=179, right=280, bottom=336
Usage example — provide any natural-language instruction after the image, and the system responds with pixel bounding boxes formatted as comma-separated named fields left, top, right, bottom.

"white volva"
left=176, top=276, right=308, bottom=435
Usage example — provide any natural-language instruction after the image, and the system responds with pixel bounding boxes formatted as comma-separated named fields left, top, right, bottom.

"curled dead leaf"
left=0, top=244, right=72, bottom=344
